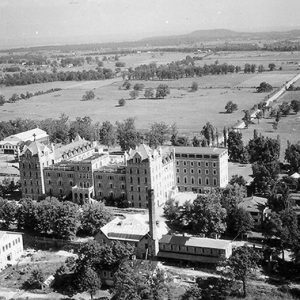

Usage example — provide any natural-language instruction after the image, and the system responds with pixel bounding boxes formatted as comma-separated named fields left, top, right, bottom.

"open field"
left=1, top=71, right=299, bottom=135
left=201, top=51, right=300, bottom=71
left=0, top=77, right=267, bottom=133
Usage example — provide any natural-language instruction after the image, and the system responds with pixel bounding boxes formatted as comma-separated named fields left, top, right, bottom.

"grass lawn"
left=0, top=73, right=278, bottom=134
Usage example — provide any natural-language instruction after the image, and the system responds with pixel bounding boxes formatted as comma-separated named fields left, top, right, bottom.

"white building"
left=0, top=231, right=23, bottom=271
left=0, top=128, right=49, bottom=156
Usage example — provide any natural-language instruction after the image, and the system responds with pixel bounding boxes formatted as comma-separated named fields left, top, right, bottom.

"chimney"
left=148, top=189, right=159, bottom=258
left=148, top=189, right=159, bottom=259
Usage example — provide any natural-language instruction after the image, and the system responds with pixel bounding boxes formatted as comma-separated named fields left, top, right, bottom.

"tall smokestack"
left=148, top=189, right=159, bottom=258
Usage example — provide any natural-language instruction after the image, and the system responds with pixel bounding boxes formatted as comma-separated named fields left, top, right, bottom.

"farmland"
left=0, top=70, right=298, bottom=133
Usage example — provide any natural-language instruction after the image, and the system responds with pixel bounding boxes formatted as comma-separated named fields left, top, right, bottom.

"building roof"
left=95, top=164, right=126, bottom=173
left=238, top=196, right=268, bottom=213
left=159, top=234, right=231, bottom=250
left=0, top=230, right=23, bottom=241
left=21, top=141, right=51, bottom=156
left=54, top=136, right=91, bottom=160
left=4, top=128, right=48, bottom=143
left=128, top=144, right=152, bottom=161
left=173, top=146, right=227, bottom=156
left=100, top=214, right=168, bottom=242
left=291, top=172, right=300, bottom=179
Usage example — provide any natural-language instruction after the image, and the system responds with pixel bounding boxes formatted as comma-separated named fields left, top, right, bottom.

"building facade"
left=0, top=231, right=23, bottom=271
left=174, top=146, right=228, bottom=193
left=19, top=139, right=229, bottom=206
left=19, top=135, right=96, bottom=200
left=126, top=145, right=176, bottom=208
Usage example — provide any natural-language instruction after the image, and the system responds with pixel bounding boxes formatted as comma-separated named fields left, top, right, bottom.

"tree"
left=116, top=118, right=141, bottom=151
left=80, top=202, right=112, bottom=236
left=227, top=131, right=245, bottom=162
left=291, top=99, right=300, bottom=114
left=69, top=116, right=94, bottom=141
left=278, top=101, right=291, bottom=116
left=252, top=161, right=280, bottom=194
left=226, top=207, right=254, bottom=239
left=258, top=64, right=264, bottom=73
left=112, top=260, right=169, bottom=300
left=221, top=246, right=260, bottom=297
left=82, top=90, right=95, bottom=101
left=23, top=268, right=45, bottom=290
left=77, top=267, right=101, bottom=300
left=191, top=81, right=198, bottom=92
left=118, top=98, right=126, bottom=106
left=256, top=81, right=273, bottom=93
left=225, top=101, right=238, bottom=113
left=164, top=191, right=227, bottom=237
left=247, top=135, right=280, bottom=164
left=146, top=122, right=171, bottom=148
left=182, top=277, right=232, bottom=300
left=242, top=110, right=251, bottom=127
left=229, top=175, right=247, bottom=187
left=201, top=122, right=215, bottom=146
left=133, top=83, right=144, bottom=91
left=0, top=198, right=18, bottom=229
left=0, top=95, right=5, bottom=106
left=122, top=80, right=131, bottom=90
left=129, top=90, right=139, bottom=99
left=156, top=84, right=170, bottom=99
left=17, top=198, right=38, bottom=232
left=285, top=142, right=300, bottom=173
left=53, top=201, right=80, bottom=240
left=256, top=110, right=263, bottom=124
left=99, top=121, right=116, bottom=148
left=269, top=63, right=276, bottom=71
left=144, top=88, right=154, bottom=99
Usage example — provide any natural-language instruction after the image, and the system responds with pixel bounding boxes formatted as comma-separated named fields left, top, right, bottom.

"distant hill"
left=3, top=28, right=300, bottom=53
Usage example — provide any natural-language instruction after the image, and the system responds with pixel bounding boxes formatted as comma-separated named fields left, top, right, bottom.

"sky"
left=1, top=0, right=300, bottom=48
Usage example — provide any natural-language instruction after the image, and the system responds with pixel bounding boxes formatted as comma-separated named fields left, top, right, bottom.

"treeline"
left=60, top=57, right=85, bottom=67
left=0, top=68, right=115, bottom=86
left=0, top=54, right=48, bottom=65
left=127, top=60, right=241, bottom=81
left=0, top=197, right=112, bottom=239
left=0, top=88, right=62, bottom=106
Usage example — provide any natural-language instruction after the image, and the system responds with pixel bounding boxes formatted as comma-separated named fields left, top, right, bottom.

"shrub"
left=118, top=98, right=126, bottom=106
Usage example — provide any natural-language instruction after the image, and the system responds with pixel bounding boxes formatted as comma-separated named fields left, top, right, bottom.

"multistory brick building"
left=94, top=164, right=127, bottom=201
left=19, top=135, right=228, bottom=206
left=174, top=146, right=228, bottom=193
left=126, top=144, right=176, bottom=208
left=19, top=135, right=96, bottom=200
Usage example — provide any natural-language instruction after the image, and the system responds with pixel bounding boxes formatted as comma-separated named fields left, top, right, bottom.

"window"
left=213, top=162, right=216, bottom=167
left=183, top=161, right=187, bottom=166
left=205, top=162, right=209, bottom=167
left=176, top=161, right=179, bottom=166
left=213, top=169, right=217, bottom=175
left=177, top=177, right=180, bottom=184
left=190, top=169, right=194, bottom=174
left=198, top=169, right=201, bottom=174
left=176, top=168, right=179, bottom=173
left=191, top=177, right=195, bottom=184
left=130, top=177, right=133, bottom=183
left=205, top=169, right=209, bottom=175
left=184, top=177, right=187, bottom=184
left=130, top=168, right=132, bottom=174
left=206, top=178, right=209, bottom=185
left=198, top=178, right=202, bottom=185
left=190, top=161, right=194, bottom=166
left=183, top=168, right=187, bottom=173
left=130, top=186, right=133, bottom=192
left=213, top=178, right=217, bottom=186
